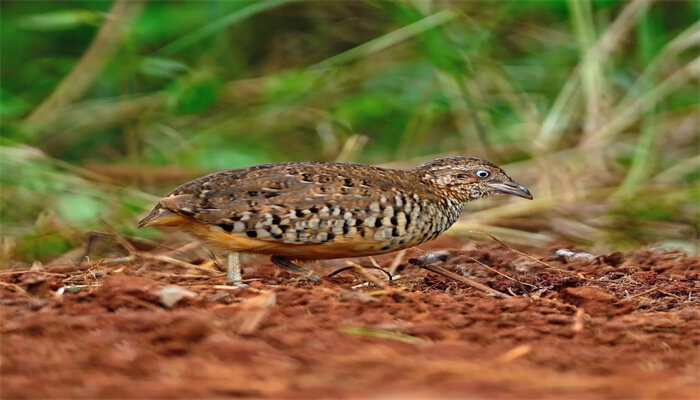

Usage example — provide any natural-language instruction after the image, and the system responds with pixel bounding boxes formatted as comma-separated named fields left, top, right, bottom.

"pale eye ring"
left=475, top=170, right=490, bottom=179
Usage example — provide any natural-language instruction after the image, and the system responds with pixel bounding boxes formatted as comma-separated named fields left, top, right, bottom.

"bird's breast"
left=160, top=192, right=462, bottom=260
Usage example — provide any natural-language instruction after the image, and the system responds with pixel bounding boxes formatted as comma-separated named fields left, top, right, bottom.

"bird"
left=138, top=156, right=532, bottom=284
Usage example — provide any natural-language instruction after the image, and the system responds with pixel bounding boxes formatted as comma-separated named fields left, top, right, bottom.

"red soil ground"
left=2, top=237, right=699, bottom=399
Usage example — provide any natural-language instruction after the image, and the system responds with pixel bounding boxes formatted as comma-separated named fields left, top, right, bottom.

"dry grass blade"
left=340, top=327, right=426, bottom=345
left=346, top=261, right=390, bottom=289
left=569, top=0, right=605, bottom=133
left=0, top=281, right=31, bottom=297
left=159, top=241, right=203, bottom=257
left=408, top=257, right=511, bottom=299
left=460, top=194, right=562, bottom=222
left=98, top=221, right=138, bottom=255
left=464, top=256, right=538, bottom=289
left=619, top=20, right=700, bottom=106
left=447, top=223, right=554, bottom=246
left=652, top=154, right=700, bottom=184
left=435, top=71, right=487, bottom=155
left=237, top=291, right=276, bottom=335
left=25, top=0, right=145, bottom=126
left=536, top=0, right=653, bottom=150
left=572, top=308, right=586, bottom=332
left=388, top=250, right=407, bottom=276
left=582, top=56, right=700, bottom=148
left=96, top=255, right=136, bottom=266
left=140, top=254, right=221, bottom=276
left=498, top=345, right=533, bottom=363
left=508, top=263, right=532, bottom=298
left=335, top=134, right=369, bottom=163
left=471, top=231, right=586, bottom=279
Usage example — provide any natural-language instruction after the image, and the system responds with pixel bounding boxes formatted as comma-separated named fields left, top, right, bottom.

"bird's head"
left=412, top=156, right=533, bottom=202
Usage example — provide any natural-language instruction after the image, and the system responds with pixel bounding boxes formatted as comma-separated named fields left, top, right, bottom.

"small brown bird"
left=139, top=156, right=532, bottom=283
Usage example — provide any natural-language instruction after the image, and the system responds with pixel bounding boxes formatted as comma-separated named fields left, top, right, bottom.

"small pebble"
left=158, top=285, right=197, bottom=308
left=556, top=248, right=595, bottom=261
left=419, top=250, right=451, bottom=263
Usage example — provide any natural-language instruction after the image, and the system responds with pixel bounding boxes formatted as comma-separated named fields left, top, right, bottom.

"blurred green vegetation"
left=1, top=0, right=698, bottom=265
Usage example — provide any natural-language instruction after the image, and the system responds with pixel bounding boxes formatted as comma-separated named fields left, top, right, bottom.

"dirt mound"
left=2, top=238, right=698, bottom=399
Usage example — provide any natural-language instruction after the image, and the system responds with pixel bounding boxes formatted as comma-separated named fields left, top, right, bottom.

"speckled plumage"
left=139, top=156, right=532, bottom=280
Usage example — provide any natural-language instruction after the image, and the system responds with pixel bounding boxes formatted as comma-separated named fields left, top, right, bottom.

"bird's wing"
left=152, top=162, right=428, bottom=232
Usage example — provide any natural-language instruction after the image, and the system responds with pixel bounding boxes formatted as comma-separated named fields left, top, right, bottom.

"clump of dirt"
left=2, top=238, right=698, bottom=399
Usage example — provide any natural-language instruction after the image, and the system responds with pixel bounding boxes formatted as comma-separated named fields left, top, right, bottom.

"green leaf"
left=264, top=70, right=321, bottom=101
left=0, top=88, right=29, bottom=119
left=17, top=9, right=102, bottom=31
left=167, top=75, right=219, bottom=114
left=191, top=147, right=269, bottom=170
left=155, top=0, right=298, bottom=55
left=139, top=57, right=190, bottom=79
left=67, top=285, right=82, bottom=294
left=17, top=232, right=73, bottom=261
left=55, top=193, right=103, bottom=223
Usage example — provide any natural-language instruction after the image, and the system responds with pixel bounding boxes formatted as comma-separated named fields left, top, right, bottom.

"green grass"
left=1, top=0, right=698, bottom=264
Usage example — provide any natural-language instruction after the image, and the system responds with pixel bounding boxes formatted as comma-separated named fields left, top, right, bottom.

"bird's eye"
left=475, top=170, right=490, bottom=179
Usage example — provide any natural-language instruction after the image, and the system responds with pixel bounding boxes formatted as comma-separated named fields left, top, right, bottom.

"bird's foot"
left=270, top=256, right=321, bottom=282
left=227, top=252, right=248, bottom=287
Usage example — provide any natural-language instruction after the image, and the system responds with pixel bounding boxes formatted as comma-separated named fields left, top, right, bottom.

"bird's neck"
left=439, top=196, right=467, bottom=227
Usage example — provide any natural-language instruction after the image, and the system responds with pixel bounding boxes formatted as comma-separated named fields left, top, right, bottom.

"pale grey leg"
left=227, top=252, right=246, bottom=287
left=270, top=256, right=321, bottom=281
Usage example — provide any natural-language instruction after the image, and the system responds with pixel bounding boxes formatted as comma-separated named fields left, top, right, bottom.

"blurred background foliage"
left=1, top=0, right=698, bottom=265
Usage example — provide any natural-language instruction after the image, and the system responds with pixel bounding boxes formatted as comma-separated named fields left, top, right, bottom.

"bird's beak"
left=486, top=181, right=533, bottom=199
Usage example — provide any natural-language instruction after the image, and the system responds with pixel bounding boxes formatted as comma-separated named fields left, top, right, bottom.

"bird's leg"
left=227, top=252, right=247, bottom=287
left=270, top=256, right=321, bottom=281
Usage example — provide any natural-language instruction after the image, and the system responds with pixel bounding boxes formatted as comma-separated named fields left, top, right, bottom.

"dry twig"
left=408, top=258, right=511, bottom=299
left=140, top=254, right=222, bottom=276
